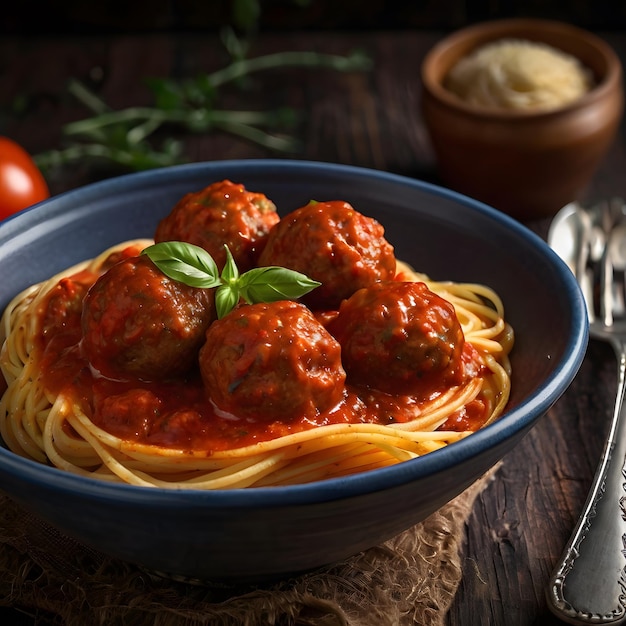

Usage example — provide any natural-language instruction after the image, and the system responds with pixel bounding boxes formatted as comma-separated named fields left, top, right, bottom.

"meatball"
left=81, top=254, right=215, bottom=382
left=257, top=200, right=396, bottom=310
left=41, top=277, right=90, bottom=339
left=328, top=281, right=465, bottom=395
left=199, top=300, right=346, bottom=421
left=154, top=179, right=279, bottom=272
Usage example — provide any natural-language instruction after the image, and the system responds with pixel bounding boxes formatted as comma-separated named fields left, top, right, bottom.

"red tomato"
left=0, top=137, right=49, bottom=220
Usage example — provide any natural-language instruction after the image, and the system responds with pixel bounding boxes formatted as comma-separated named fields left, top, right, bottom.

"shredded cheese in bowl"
left=444, top=38, right=593, bottom=111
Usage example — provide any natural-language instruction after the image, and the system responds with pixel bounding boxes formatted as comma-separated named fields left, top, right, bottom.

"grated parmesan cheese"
left=444, top=38, right=593, bottom=111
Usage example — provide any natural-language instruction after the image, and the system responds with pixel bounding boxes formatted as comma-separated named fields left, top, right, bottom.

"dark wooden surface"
left=2, top=27, right=626, bottom=626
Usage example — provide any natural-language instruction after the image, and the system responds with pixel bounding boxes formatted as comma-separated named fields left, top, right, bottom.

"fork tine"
left=608, top=196, right=626, bottom=226
left=596, top=198, right=626, bottom=329
left=570, top=202, right=598, bottom=323
left=598, top=199, right=620, bottom=327
left=579, top=266, right=596, bottom=323
left=600, top=239, right=614, bottom=327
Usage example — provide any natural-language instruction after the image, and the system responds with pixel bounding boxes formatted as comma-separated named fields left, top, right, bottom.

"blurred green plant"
left=231, top=0, right=312, bottom=36
left=231, top=0, right=263, bottom=35
left=34, top=25, right=369, bottom=175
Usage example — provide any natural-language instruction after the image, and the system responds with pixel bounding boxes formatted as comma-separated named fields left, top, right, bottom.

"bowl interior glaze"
left=0, top=160, right=588, bottom=582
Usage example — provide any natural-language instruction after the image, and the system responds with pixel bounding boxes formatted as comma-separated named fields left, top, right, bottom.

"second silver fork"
left=547, top=199, right=626, bottom=625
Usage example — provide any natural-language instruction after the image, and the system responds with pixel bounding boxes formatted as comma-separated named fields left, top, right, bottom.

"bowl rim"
left=0, top=159, right=589, bottom=506
left=421, top=17, right=623, bottom=120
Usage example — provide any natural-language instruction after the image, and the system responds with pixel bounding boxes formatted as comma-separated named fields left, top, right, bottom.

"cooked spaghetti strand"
left=0, top=241, right=513, bottom=488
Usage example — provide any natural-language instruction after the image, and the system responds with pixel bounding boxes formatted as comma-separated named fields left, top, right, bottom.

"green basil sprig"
left=142, top=241, right=320, bottom=319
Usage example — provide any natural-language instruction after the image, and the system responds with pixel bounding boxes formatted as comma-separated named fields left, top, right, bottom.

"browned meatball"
left=199, top=300, right=346, bottom=422
left=327, top=281, right=465, bottom=395
left=42, top=245, right=144, bottom=340
left=154, top=179, right=279, bottom=271
left=257, top=200, right=396, bottom=310
left=81, top=254, right=215, bottom=382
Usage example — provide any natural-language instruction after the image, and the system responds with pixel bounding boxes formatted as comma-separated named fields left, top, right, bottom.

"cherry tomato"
left=0, top=137, right=50, bottom=220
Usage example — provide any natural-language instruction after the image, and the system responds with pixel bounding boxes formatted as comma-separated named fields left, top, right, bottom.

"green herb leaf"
left=141, top=240, right=320, bottom=318
left=239, top=266, right=321, bottom=304
left=215, top=284, right=242, bottom=319
left=142, top=242, right=221, bottom=288
left=32, top=44, right=371, bottom=176
left=221, top=245, right=240, bottom=283
left=213, top=246, right=243, bottom=318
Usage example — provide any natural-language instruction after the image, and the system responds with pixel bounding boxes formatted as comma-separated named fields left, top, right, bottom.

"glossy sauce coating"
left=328, top=281, right=465, bottom=395
left=35, top=194, right=492, bottom=451
left=81, top=254, right=215, bottom=382
left=37, top=273, right=487, bottom=451
left=154, top=179, right=279, bottom=272
left=258, top=200, right=396, bottom=310
left=200, top=300, right=346, bottom=421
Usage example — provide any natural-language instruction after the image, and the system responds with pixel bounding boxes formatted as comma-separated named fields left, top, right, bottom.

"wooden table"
left=2, top=27, right=626, bottom=625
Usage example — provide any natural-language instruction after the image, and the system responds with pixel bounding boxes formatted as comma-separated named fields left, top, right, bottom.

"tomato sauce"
left=36, top=256, right=491, bottom=453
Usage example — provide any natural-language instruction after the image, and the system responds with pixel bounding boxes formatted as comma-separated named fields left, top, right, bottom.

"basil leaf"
left=239, top=266, right=321, bottom=304
left=142, top=242, right=221, bottom=288
left=142, top=240, right=320, bottom=318
left=215, top=284, right=241, bottom=319
left=221, top=245, right=239, bottom=283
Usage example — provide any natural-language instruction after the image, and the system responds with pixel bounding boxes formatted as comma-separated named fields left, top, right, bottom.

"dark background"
left=2, top=3, right=626, bottom=626
left=3, top=0, right=626, bottom=36
left=3, top=1, right=625, bottom=196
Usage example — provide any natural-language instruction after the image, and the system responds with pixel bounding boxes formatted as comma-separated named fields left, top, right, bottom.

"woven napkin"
left=0, top=466, right=499, bottom=626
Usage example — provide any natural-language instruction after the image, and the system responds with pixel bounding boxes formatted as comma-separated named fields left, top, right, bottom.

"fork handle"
left=546, top=346, right=626, bottom=624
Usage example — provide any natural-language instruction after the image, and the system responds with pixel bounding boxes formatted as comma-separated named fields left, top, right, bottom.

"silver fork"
left=546, top=198, right=626, bottom=624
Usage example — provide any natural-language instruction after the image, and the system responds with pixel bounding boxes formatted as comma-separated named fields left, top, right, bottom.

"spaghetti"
left=0, top=243, right=513, bottom=489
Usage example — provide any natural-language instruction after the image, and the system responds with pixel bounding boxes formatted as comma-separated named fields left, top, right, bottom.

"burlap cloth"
left=0, top=466, right=499, bottom=626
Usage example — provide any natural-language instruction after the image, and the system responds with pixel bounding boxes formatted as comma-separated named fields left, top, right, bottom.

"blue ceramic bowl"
left=0, top=160, right=587, bottom=583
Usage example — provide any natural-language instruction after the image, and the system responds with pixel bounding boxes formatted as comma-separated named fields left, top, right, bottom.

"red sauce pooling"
left=36, top=249, right=491, bottom=453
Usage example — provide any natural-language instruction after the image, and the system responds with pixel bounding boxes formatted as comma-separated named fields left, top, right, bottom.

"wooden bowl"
left=421, top=19, right=624, bottom=220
